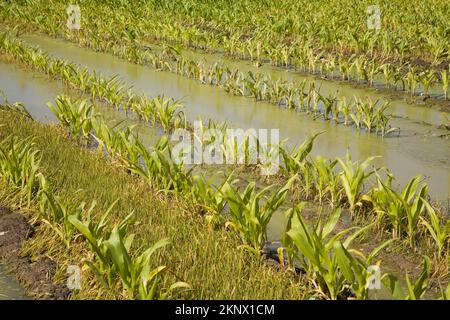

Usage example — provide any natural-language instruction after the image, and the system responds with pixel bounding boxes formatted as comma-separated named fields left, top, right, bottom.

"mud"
left=0, top=206, right=70, bottom=299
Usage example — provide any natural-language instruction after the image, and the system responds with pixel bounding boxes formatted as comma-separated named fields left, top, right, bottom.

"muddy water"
left=0, top=265, right=27, bottom=300
left=19, top=34, right=450, bottom=203
left=0, top=61, right=61, bottom=122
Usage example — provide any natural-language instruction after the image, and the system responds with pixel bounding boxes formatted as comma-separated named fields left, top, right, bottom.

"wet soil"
left=0, top=206, right=70, bottom=299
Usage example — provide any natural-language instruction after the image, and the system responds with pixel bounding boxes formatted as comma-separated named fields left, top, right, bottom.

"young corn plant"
left=338, top=97, right=351, bottom=126
left=283, top=204, right=386, bottom=299
left=91, top=118, right=139, bottom=167
left=337, top=152, right=378, bottom=215
left=48, top=95, right=96, bottom=142
left=221, top=175, right=297, bottom=254
left=92, top=118, right=142, bottom=169
left=39, top=191, right=86, bottom=248
left=191, top=173, right=237, bottom=226
left=105, top=226, right=189, bottom=299
left=113, top=126, right=142, bottom=167
left=129, top=136, right=194, bottom=193
left=360, top=98, right=377, bottom=133
left=91, top=117, right=121, bottom=156
left=311, top=156, right=341, bottom=207
left=68, top=201, right=133, bottom=290
left=298, top=161, right=315, bottom=199
left=406, top=67, right=420, bottom=97
left=152, top=96, right=186, bottom=132
left=375, top=102, right=398, bottom=136
left=279, top=132, right=323, bottom=176
left=319, top=92, right=338, bottom=121
left=420, top=70, right=436, bottom=96
left=350, top=107, right=363, bottom=130
left=0, top=135, right=46, bottom=206
left=369, top=175, right=429, bottom=246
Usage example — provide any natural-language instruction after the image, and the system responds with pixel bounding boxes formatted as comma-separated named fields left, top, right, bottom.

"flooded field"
left=0, top=0, right=448, bottom=302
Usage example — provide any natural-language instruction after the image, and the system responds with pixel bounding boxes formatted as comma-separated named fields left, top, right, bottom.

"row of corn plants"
left=140, top=1, right=449, bottom=99
left=280, top=138, right=449, bottom=255
left=0, top=32, right=186, bottom=134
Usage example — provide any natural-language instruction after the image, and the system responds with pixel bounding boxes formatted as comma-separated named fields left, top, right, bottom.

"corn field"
left=0, top=0, right=448, bottom=302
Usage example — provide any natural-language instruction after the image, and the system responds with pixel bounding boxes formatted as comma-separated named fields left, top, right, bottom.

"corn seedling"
left=129, top=136, right=193, bottom=193
left=283, top=204, right=383, bottom=299
left=191, top=172, right=237, bottom=225
left=420, top=70, right=436, bottom=96
left=420, top=201, right=450, bottom=256
left=311, top=156, right=341, bottom=207
left=105, top=226, right=189, bottom=299
left=0, top=135, right=45, bottom=206
left=280, top=132, right=323, bottom=176
left=337, top=152, right=378, bottom=214
left=152, top=96, right=186, bottom=132
left=48, top=95, right=96, bottom=142
left=369, top=175, right=429, bottom=246
left=38, top=191, right=86, bottom=248
left=221, top=175, right=297, bottom=253
left=68, top=200, right=133, bottom=289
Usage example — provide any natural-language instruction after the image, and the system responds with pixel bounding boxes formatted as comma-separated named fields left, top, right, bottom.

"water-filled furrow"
left=0, top=265, right=27, bottom=300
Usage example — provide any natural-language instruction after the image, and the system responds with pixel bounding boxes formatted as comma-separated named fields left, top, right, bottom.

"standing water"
left=0, top=264, right=28, bottom=300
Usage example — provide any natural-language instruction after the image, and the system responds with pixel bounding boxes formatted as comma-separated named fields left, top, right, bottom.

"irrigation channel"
left=0, top=32, right=449, bottom=299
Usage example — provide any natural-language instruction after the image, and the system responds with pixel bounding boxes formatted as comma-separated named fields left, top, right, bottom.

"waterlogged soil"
left=0, top=206, right=69, bottom=299
left=24, top=33, right=449, bottom=126
left=0, top=41, right=448, bottom=222
left=16, top=33, right=450, bottom=203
